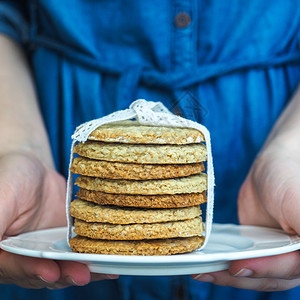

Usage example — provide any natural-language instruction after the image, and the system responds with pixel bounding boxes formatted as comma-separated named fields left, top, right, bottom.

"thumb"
left=0, top=181, right=19, bottom=240
left=275, top=177, right=300, bottom=235
left=238, top=167, right=300, bottom=235
left=0, top=153, right=43, bottom=239
left=237, top=175, right=280, bottom=229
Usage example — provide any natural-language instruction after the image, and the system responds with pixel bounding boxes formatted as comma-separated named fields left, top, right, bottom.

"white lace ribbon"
left=66, top=99, right=214, bottom=250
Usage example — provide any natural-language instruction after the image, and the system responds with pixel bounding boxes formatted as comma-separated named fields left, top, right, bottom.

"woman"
left=0, top=0, right=300, bottom=298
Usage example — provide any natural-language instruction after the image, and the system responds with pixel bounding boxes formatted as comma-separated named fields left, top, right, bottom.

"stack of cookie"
left=69, top=121, right=208, bottom=255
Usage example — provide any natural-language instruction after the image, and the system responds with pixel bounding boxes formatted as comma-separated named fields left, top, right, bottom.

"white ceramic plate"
left=1, top=223, right=300, bottom=276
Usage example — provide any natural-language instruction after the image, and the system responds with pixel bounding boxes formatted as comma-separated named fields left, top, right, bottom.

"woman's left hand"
left=192, top=143, right=300, bottom=291
left=192, top=87, right=300, bottom=291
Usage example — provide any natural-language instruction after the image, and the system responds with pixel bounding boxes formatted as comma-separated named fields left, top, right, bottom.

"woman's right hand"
left=0, top=35, right=118, bottom=289
left=0, top=152, right=118, bottom=289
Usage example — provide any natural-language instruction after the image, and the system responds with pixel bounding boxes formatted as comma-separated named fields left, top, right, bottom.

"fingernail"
left=66, top=276, right=84, bottom=286
left=106, top=274, right=119, bottom=280
left=37, top=275, right=55, bottom=284
left=192, top=273, right=203, bottom=280
left=192, top=274, right=214, bottom=282
left=233, top=268, right=253, bottom=277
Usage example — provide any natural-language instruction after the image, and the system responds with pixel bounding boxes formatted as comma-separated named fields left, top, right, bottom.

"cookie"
left=75, top=173, right=207, bottom=195
left=74, top=141, right=207, bottom=164
left=69, top=235, right=204, bottom=255
left=73, top=217, right=204, bottom=240
left=70, top=199, right=202, bottom=224
left=71, top=157, right=205, bottom=179
left=77, top=188, right=207, bottom=208
left=87, top=120, right=205, bottom=144
left=70, top=120, right=209, bottom=256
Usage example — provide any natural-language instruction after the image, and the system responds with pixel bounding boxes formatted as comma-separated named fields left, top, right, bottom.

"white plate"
left=1, top=223, right=300, bottom=276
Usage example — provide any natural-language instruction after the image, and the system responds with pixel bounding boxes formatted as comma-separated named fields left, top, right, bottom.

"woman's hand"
left=0, top=152, right=118, bottom=289
left=192, top=144, right=300, bottom=291
left=192, top=86, right=300, bottom=291
left=0, top=35, right=118, bottom=289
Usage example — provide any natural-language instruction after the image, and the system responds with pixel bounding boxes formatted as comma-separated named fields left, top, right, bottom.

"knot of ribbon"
left=72, top=99, right=184, bottom=143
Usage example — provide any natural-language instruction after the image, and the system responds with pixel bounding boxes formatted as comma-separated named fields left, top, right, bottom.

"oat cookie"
left=69, top=235, right=204, bottom=255
left=71, top=157, right=205, bottom=179
left=73, top=217, right=204, bottom=240
left=70, top=199, right=201, bottom=224
left=77, top=188, right=207, bottom=208
left=75, top=173, right=207, bottom=195
left=74, top=141, right=207, bottom=164
left=88, top=120, right=205, bottom=144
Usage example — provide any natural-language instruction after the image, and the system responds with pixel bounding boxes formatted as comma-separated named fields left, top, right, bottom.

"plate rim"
left=1, top=223, right=300, bottom=265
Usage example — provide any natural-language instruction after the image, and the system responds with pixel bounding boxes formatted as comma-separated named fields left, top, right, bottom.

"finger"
left=44, top=272, right=119, bottom=290
left=229, top=251, right=300, bottom=280
left=0, top=250, right=60, bottom=288
left=52, top=262, right=119, bottom=288
left=91, top=273, right=119, bottom=281
left=57, top=261, right=91, bottom=286
left=191, top=270, right=300, bottom=291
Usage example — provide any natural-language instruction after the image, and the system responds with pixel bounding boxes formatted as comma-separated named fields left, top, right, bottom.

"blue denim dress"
left=1, top=1, right=300, bottom=299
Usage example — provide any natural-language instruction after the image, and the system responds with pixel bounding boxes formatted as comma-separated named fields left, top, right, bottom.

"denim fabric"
left=0, top=1, right=28, bottom=44
left=1, top=1, right=300, bottom=299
